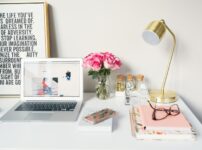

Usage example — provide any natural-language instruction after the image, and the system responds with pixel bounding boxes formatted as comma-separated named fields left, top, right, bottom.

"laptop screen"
left=23, top=60, right=81, bottom=97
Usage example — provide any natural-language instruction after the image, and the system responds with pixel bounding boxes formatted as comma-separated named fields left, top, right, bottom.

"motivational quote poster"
left=0, top=3, right=49, bottom=96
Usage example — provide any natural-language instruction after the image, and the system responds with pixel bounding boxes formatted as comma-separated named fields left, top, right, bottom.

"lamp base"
left=149, top=89, right=177, bottom=103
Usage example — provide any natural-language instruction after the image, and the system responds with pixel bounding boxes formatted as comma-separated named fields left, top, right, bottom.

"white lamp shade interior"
left=142, top=30, right=160, bottom=45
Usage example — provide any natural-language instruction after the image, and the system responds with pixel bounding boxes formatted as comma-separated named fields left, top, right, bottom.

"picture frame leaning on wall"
left=0, top=2, right=50, bottom=97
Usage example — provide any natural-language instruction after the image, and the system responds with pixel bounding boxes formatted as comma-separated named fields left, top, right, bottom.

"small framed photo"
left=0, top=2, right=50, bottom=97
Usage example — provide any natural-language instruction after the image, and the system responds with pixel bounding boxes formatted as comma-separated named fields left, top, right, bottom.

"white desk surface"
left=0, top=93, right=201, bottom=150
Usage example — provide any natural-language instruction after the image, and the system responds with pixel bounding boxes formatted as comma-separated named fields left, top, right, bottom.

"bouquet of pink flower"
left=83, top=52, right=121, bottom=99
left=83, top=52, right=122, bottom=79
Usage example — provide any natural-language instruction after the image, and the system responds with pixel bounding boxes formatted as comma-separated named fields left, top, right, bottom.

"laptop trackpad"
left=25, top=113, right=52, bottom=120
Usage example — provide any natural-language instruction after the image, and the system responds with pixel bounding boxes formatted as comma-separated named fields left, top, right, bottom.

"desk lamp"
left=142, top=19, right=176, bottom=103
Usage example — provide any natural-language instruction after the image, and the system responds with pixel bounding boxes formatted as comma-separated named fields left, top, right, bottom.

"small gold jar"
left=116, top=74, right=126, bottom=92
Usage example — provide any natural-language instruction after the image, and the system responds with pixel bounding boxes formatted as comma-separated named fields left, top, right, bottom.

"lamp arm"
left=160, top=23, right=176, bottom=97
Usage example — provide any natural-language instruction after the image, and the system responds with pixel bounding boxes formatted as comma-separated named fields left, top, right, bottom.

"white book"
left=135, top=131, right=196, bottom=141
left=78, top=108, right=113, bottom=132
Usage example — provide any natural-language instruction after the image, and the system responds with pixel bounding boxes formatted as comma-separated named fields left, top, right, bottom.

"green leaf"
left=88, top=68, right=111, bottom=80
left=88, top=70, right=99, bottom=79
left=98, top=68, right=110, bottom=76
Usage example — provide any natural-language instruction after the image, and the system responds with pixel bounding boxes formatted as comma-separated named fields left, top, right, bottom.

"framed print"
left=0, top=2, right=50, bottom=97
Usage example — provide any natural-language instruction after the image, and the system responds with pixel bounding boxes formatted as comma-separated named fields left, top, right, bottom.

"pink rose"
left=103, top=52, right=114, bottom=69
left=91, top=53, right=103, bottom=71
left=83, top=51, right=121, bottom=71
left=91, top=60, right=102, bottom=71
left=83, top=52, right=103, bottom=71
left=83, top=53, right=93, bottom=68
left=111, top=58, right=121, bottom=70
left=103, top=52, right=121, bottom=70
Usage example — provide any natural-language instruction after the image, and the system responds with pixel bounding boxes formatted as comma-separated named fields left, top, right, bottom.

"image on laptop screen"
left=23, top=61, right=80, bottom=97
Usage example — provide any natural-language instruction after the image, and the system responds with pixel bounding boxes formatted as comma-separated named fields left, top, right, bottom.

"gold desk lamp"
left=142, top=19, right=176, bottom=103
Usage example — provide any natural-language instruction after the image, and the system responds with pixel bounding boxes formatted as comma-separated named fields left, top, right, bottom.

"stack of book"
left=129, top=105, right=196, bottom=140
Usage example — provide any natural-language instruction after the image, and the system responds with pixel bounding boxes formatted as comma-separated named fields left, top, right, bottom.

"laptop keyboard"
left=15, top=102, right=77, bottom=111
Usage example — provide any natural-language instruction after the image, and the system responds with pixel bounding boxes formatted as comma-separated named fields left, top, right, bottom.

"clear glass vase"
left=96, top=75, right=110, bottom=100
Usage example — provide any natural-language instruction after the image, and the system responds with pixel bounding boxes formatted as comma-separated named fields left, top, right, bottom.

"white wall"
left=46, top=0, right=202, bottom=122
left=5, top=0, right=201, bottom=122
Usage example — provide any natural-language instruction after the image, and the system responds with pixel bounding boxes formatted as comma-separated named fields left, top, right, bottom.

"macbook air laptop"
left=1, top=58, right=83, bottom=121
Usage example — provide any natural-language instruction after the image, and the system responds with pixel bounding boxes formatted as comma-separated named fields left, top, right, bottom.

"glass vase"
left=96, top=75, right=110, bottom=100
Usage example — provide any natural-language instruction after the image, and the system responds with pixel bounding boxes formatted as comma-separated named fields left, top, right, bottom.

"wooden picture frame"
left=0, top=2, right=50, bottom=97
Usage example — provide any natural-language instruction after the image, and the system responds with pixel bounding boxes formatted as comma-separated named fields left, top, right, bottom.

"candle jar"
left=135, top=74, right=144, bottom=91
left=125, top=74, right=135, bottom=104
left=116, top=74, right=126, bottom=92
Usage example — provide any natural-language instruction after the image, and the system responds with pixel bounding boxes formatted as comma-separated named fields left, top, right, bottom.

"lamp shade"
left=142, top=20, right=166, bottom=45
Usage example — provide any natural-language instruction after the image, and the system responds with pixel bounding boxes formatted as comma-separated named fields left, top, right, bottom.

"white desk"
left=0, top=93, right=201, bottom=150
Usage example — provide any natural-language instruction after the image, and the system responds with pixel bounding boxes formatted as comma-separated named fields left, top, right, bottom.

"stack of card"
left=78, top=108, right=116, bottom=132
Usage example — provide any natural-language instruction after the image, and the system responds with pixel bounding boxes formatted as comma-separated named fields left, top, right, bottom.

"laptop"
left=1, top=58, right=83, bottom=121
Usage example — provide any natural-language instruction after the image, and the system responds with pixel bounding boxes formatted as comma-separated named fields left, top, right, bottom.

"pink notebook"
left=138, top=105, right=191, bottom=131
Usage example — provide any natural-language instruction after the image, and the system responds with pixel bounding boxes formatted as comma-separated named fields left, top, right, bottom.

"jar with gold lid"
left=125, top=74, right=135, bottom=105
left=135, top=74, right=144, bottom=91
left=116, top=74, right=126, bottom=92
